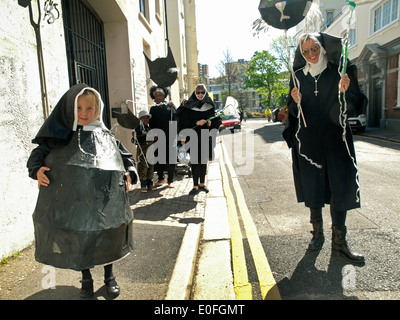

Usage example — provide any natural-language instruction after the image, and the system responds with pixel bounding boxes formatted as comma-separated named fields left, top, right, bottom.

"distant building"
left=198, top=63, right=210, bottom=86
left=208, top=58, right=262, bottom=111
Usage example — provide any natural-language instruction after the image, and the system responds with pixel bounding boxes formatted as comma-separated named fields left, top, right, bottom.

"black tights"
left=191, top=163, right=207, bottom=186
left=81, top=264, right=113, bottom=280
left=155, top=163, right=175, bottom=184
left=310, top=201, right=347, bottom=228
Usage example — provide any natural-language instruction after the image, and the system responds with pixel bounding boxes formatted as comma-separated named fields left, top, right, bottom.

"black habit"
left=283, top=33, right=368, bottom=212
left=149, top=102, right=177, bottom=165
left=176, top=92, right=222, bottom=164
left=27, top=84, right=135, bottom=271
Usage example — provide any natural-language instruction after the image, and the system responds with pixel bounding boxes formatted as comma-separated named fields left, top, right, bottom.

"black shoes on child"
left=80, top=276, right=120, bottom=299
left=104, top=276, right=120, bottom=298
left=80, top=279, right=94, bottom=299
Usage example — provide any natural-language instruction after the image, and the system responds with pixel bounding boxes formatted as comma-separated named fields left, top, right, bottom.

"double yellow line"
left=219, top=141, right=281, bottom=300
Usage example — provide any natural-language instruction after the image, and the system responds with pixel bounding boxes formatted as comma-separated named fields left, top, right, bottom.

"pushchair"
left=175, top=142, right=192, bottom=177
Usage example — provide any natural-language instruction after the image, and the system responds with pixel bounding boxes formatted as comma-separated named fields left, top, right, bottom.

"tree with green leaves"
left=270, top=35, right=297, bottom=73
left=244, top=50, right=286, bottom=108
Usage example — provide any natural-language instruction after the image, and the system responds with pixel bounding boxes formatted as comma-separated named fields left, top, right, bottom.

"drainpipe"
left=163, top=0, right=173, bottom=102
left=164, top=0, right=169, bottom=48
left=19, top=0, right=50, bottom=119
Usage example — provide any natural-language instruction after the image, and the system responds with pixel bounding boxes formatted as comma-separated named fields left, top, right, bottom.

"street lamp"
left=17, top=0, right=60, bottom=118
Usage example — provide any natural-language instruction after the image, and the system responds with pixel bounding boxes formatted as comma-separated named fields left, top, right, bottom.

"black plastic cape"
left=176, top=92, right=221, bottom=164
left=143, top=46, right=178, bottom=88
left=28, top=84, right=134, bottom=271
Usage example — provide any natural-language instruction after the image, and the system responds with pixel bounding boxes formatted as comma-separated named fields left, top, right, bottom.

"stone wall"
left=0, top=0, right=69, bottom=259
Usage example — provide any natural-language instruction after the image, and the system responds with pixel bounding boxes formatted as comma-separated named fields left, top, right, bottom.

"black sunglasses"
left=196, top=91, right=206, bottom=95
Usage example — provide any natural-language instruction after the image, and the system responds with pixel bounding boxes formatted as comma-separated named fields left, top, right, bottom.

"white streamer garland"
left=337, top=6, right=361, bottom=203
left=285, top=30, right=323, bottom=169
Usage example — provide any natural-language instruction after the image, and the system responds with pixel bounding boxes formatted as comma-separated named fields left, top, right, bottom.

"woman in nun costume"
left=283, top=33, right=367, bottom=263
left=27, top=83, right=137, bottom=298
left=177, top=84, right=222, bottom=195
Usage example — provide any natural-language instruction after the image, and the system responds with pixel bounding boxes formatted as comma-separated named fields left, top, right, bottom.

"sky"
left=195, top=0, right=295, bottom=78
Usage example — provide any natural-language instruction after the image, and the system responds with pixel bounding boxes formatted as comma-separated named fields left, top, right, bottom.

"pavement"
left=359, top=127, right=400, bottom=144
left=0, top=139, right=233, bottom=300
left=0, top=125, right=399, bottom=301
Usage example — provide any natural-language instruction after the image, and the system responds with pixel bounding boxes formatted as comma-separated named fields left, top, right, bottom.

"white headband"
left=154, top=88, right=165, bottom=95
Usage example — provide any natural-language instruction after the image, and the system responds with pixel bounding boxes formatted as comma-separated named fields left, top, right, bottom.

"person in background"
left=149, top=86, right=177, bottom=188
left=177, top=84, right=222, bottom=195
left=265, top=106, right=272, bottom=122
left=134, top=110, right=155, bottom=192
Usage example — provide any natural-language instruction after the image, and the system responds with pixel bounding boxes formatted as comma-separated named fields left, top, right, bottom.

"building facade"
left=208, top=59, right=262, bottom=111
left=0, top=0, right=199, bottom=259
left=198, top=63, right=210, bottom=86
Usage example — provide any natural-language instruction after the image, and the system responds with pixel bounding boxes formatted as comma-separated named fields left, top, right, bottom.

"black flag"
left=143, top=46, right=178, bottom=87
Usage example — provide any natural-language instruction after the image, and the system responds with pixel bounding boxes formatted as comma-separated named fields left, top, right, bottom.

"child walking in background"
left=27, top=83, right=137, bottom=299
left=134, top=110, right=155, bottom=192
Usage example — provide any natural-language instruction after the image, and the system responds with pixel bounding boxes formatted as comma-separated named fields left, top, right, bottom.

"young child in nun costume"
left=283, top=33, right=367, bottom=263
left=27, top=83, right=137, bottom=298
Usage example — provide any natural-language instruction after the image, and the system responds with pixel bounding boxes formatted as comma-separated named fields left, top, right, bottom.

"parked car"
left=219, top=115, right=241, bottom=132
left=272, top=106, right=287, bottom=124
left=348, top=114, right=366, bottom=133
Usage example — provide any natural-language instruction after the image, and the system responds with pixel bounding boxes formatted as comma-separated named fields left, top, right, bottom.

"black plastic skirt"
left=32, top=129, right=134, bottom=270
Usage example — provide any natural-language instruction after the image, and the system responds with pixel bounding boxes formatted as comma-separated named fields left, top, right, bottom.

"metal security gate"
left=62, top=0, right=110, bottom=127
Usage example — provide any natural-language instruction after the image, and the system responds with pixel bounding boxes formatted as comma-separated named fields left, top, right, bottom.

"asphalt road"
left=223, top=119, right=400, bottom=300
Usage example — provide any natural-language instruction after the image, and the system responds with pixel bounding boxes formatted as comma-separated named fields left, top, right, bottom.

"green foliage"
left=270, top=35, right=297, bottom=73
left=0, top=252, right=21, bottom=267
left=244, top=51, right=288, bottom=107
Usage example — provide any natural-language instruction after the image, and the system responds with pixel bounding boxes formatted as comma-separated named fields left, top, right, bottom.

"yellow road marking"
left=221, top=141, right=281, bottom=300
left=219, top=146, right=252, bottom=300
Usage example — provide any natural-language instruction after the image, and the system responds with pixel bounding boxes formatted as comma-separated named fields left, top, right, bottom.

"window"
left=343, top=28, right=356, bottom=48
left=326, top=11, right=334, bottom=27
left=155, top=0, right=160, bottom=16
left=139, top=0, right=149, bottom=21
left=155, top=0, right=163, bottom=24
left=373, top=0, right=399, bottom=32
left=349, top=29, right=356, bottom=47
left=374, top=6, right=382, bottom=31
left=382, top=1, right=391, bottom=25
left=393, top=0, right=399, bottom=20
left=139, top=0, right=146, bottom=16
left=139, top=0, right=152, bottom=32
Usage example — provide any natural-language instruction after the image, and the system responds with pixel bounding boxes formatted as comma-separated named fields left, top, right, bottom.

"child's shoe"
left=140, top=180, right=148, bottom=192
left=80, top=279, right=94, bottom=298
left=147, top=179, right=155, bottom=190
left=104, top=276, right=120, bottom=298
